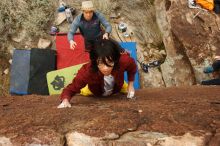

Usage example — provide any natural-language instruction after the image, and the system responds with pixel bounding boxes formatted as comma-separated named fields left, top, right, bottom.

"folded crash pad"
left=10, top=48, right=56, bottom=95
left=10, top=49, right=31, bottom=95
left=28, top=48, right=56, bottom=95
left=47, top=63, right=85, bottom=95
left=120, top=42, right=140, bottom=89
left=56, top=33, right=90, bottom=69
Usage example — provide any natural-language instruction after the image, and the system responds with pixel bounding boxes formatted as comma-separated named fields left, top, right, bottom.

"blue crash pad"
left=10, top=49, right=31, bottom=95
left=120, top=42, right=140, bottom=89
left=9, top=48, right=56, bottom=95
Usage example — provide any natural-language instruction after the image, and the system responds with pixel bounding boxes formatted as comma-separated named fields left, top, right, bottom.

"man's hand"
left=57, top=99, right=71, bottom=108
left=127, top=81, right=135, bottom=99
left=70, top=40, right=77, bottom=50
left=102, top=33, right=109, bottom=40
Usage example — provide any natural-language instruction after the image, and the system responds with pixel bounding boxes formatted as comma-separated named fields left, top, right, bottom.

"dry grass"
left=0, top=0, right=57, bottom=52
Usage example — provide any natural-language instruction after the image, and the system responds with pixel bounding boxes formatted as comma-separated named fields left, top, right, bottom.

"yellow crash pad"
left=47, top=63, right=85, bottom=95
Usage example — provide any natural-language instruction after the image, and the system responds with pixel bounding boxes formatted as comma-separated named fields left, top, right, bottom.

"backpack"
left=196, top=0, right=214, bottom=10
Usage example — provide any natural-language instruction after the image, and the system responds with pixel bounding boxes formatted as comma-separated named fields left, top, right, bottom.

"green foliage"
left=0, top=0, right=24, bottom=42
left=23, top=8, right=51, bottom=37
left=23, top=0, right=55, bottom=37
left=0, top=0, right=56, bottom=52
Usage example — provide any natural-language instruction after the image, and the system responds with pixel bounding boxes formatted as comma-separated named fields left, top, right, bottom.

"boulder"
left=37, top=38, right=51, bottom=49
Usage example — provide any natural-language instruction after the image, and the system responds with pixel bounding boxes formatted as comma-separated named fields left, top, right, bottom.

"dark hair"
left=212, top=60, right=220, bottom=72
left=90, top=39, right=121, bottom=72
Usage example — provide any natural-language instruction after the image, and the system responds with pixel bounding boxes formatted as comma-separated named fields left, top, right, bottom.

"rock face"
left=155, top=0, right=195, bottom=86
left=154, top=0, right=220, bottom=86
left=0, top=137, right=13, bottom=146
left=37, top=38, right=52, bottom=49
left=0, top=86, right=220, bottom=145
left=66, top=131, right=209, bottom=146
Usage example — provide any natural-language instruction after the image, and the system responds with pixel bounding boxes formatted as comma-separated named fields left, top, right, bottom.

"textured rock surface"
left=0, top=86, right=220, bottom=145
left=66, top=131, right=209, bottom=146
left=155, top=0, right=220, bottom=86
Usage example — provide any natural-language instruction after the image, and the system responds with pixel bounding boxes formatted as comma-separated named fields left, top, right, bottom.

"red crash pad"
left=56, top=33, right=90, bottom=69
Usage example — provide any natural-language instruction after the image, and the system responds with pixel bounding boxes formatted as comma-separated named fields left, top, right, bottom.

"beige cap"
left=81, top=1, right=95, bottom=11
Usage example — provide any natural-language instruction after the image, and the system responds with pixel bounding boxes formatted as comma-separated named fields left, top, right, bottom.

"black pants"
left=84, top=34, right=103, bottom=52
left=84, top=38, right=100, bottom=52
left=214, top=0, right=220, bottom=14
left=201, top=78, right=220, bottom=85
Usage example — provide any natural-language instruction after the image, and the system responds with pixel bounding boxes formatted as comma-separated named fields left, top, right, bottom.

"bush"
left=0, top=1, right=24, bottom=42
left=23, top=0, right=56, bottom=37
left=0, top=0, right=56, bottom=52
